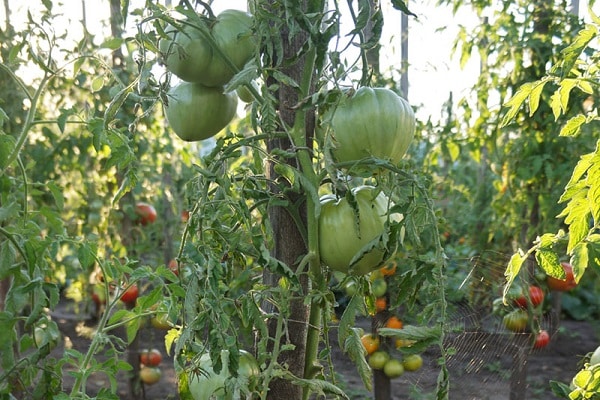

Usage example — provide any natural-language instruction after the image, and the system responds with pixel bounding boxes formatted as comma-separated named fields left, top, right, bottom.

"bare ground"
left=49, top=298, right=599, bottom=400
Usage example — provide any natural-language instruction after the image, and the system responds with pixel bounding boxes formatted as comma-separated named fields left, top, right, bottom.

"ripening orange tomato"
left=385, top=316, right=403, bottom=329
left=375, top=297, right=387, bottom=313
left=380, top=262, right=397, bottom=276
left=361, top=334, right=380, bottom=355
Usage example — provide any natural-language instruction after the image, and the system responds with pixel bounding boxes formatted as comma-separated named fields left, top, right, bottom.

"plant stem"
left=0, top=64, right=48, bottom=177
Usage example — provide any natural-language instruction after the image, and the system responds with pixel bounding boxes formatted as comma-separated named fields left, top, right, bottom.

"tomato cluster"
left=494, top=282, right=552, bottom=350
left=159, top=10, right=257, bottom=142
left=352, top=263, right=425, bottom=380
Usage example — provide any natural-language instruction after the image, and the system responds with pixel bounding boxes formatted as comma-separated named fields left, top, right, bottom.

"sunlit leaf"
left=550, top=91, right=562, bottom=120
left=570, top=242, right=589, bottom=284
left=91, top=77, right=104, bottom=93
left=528, top=79, right=547, bottom=116
left=559, top=79, right=578, bottom=113
left=535, top=249, right=561, bottom=276
left=503, top=251, right=527, bottom=302
left=560, top=114, right=586, bottom=137
left=500, top=82, right=534, bottom=126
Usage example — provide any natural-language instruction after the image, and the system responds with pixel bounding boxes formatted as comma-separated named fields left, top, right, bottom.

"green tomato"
left=140, top=366, right=162, bottom=385
left=383, top=358, right=405, bottom=378
left=368, top=351, right=390, bottom=370
left=327, top=87, right=415, bottom=173
left=502, top=309, right=528, bottom=332
left=160, top=10, right=256, bottom=87
left=402, top=354, right=423, bottom=372
left=371, top=278, right=387, bottom=298
left=187, top=349, right=260, bottom=400
left=318, top=186, right=397, bottom=276
left=344, top=280, right=358, bottom=297
left=164, top=82, right=238, bottom=142
left=236, top=81, right=259, bottom=103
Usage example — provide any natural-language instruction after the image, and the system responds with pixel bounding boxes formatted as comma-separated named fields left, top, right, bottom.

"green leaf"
left=164, top=328, right=180, bottom=356
left=121, top=0, right=130, bottom=28
left=0, top=134, right=16, bottom=169
left=77, top=242, right=97, bottom=269
left=558, top=79, right=578, bottom=113
left=549, top=91, right=562, bottom=120
left=47, top=181, right=64, bottom=211
left=390, top=0, right=417, bottom=17
left=503, top=251, right=527, bottom=301
left=528, top=79, right=547, bottom=116
left=101, top=38, right=124, bottom=50
left=0, top=241, right=17, bottom=280
left=501, top=82, right=534, bottom=126
left=91, top=76, right=105, bottom=93
left=571, top=242, right=588, bottom=284
left=271, top=71, right=299, bottom=88
left=577, top=79, right=594, bottom=94
left=560, top=114, right=586, bottom=137
left=534, top=249, right=561, bottom=276
left=559, top=24, right=598, bottom=76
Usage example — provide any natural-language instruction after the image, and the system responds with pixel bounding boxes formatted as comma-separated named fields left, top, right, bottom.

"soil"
left=49, top=298, right=599, bottom=400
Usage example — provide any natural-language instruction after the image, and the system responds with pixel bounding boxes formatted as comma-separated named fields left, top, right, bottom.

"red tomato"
left=135, top=202, right=157, bottom=226
left=140, top=349, right=162, bottom=367
left=528, top=286, right=544, bottom=307
left=514, top=285, right=544, bottom=308
left=120, top=284, right=139, bottom=304
left=181, top=210, right=190, bottom=223
left=547, top=262, right=577, bottom=292
left=168, top=259, right=179, bottom=276
left=533, top=330, right=550, bottom=349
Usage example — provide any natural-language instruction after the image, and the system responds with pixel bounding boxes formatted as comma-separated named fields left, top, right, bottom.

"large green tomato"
left=187, top=349, right=259, bottom=400
left=318, top=186, right=398, bottom=276
left=160, top=10, right=256, bottom=86
left=164, top=82, right=238, bottom=142
left=327, top=87, right=415, bottom=172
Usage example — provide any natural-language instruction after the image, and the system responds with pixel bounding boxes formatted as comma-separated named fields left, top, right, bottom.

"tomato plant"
left=160, top=9, right=256, bottom=87
left=135, top=202, right=157, bottom=226
left=139, top=366, right=162, bottom=385
left=326, top=87, right=415, bottom=171
left=533, top=330, right=550, bottom=349
left=547, top=262, right=577, bottom=292
left=318, top=186, right=398, bottom=276
left=140, top=349, right=162, bottom=367
left=164, top=82, right=238, bottom=142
